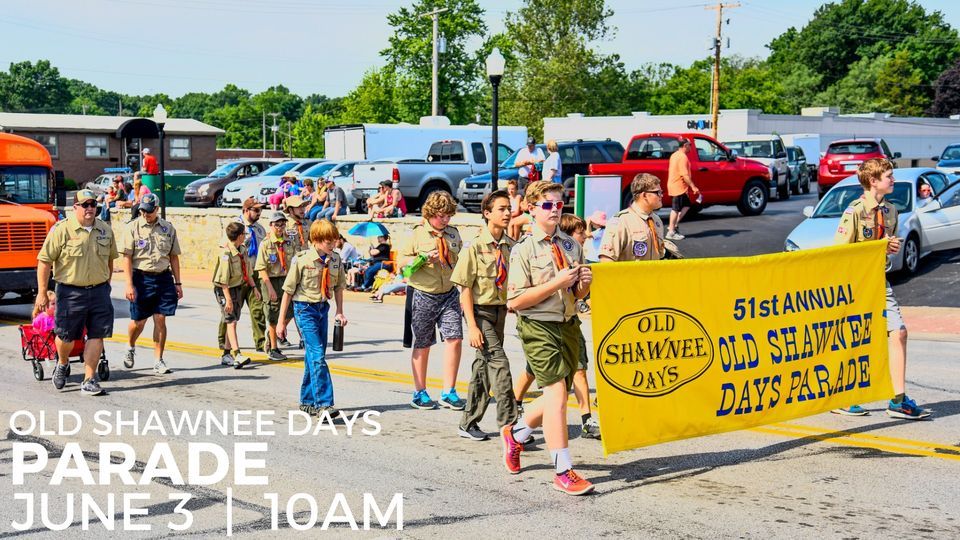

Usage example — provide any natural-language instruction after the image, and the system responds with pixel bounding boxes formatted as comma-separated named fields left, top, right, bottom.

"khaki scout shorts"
left=262, top=275, right=293, bottom=326
left=214, top=286, right=245, bottom=324
left=516, top=316, right=582, bottom=389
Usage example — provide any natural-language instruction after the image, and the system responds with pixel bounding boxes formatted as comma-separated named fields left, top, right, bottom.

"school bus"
left=0, top=132, right=58, bottom=305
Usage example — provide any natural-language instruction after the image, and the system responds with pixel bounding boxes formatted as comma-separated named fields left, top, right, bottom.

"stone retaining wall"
left=108, top=208, right=485, bottom=271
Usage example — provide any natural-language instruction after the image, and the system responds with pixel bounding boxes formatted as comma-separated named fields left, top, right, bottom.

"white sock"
left=511, top=421, right=533, bottom=443
left=551, top=447, right=573, bottom=474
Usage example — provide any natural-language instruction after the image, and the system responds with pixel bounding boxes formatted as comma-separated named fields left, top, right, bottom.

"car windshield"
left=302, top=163, right=336, bottom=177
left=786, top=147, right=797, bottom=161
left=0, top=166, right=50, bottom=204
left=828, top=142, right=879, bottom=155
left=209, top=162, right=242, bottom=178
left=260, top=162, right=299, bottom=176
left=724, top=141, right=774, bottom=158
left=814, top=182, right=912, bottom=218
left=941, top=146, right=960, bottom=160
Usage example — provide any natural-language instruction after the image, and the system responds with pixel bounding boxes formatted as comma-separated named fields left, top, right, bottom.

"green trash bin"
left=141, top=173, right=161, bottom=191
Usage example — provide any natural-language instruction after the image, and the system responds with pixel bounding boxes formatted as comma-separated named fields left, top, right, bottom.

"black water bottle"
left=332, top=319, right=344, bottom=351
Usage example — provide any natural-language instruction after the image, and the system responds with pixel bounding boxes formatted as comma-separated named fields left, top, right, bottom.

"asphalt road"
left=1, top=287, right=959, bottom=538
left=657, top=192, right=960, bottom=307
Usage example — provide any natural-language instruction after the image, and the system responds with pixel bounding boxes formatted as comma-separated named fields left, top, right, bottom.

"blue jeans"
left=318, top=206, right=347, bottom=220
left=294, top=301, right=334, bottom=407
left=306, top=205, right=323, bottom=221
left=362, top=261, right=385, bottom=288
left=100, top=201, right=115, bottom=221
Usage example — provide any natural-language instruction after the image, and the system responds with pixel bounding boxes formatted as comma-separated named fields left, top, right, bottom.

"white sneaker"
left=665, top=231, right=685, bottom=240
left=153, top=359, right=171, bottom=375
left=123, top=349, right=135, bottom=368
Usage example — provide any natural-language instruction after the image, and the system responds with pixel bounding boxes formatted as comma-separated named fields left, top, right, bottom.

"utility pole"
left=706, top=2, right=739, bottom=140
left=288, top=120, right=292, bottom=158
left=268, top=112, right=280, bottom=151
left=420, top=7, right=448, bottom=117
left=262, top=111, right=267, bottom=158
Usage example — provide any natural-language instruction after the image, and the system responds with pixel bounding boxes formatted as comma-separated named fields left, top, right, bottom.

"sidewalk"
left=125, top=269, right=960, bottom=341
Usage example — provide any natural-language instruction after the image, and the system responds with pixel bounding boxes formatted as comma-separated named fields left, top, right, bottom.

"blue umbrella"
left=348, top=221, right=389, bottom=237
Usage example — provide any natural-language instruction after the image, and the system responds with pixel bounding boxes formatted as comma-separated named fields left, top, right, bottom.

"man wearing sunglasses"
left=36, top=189, right=119, bottom=396
left=120, top=193, right=183, bottom=375
left=598, top=173, right=667, bottom=262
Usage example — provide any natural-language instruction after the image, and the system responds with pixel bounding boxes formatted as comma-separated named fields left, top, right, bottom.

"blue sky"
left=2, top=0, right=958, bottom=99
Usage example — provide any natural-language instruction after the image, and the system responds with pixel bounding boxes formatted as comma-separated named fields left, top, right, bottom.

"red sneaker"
left=501, top=425, right=523, bottom=474
left=553, top=469, right=594, bottom=496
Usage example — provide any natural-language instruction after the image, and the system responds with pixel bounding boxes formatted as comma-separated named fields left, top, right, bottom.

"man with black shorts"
left=36, top=189, right=119, bottom=396
left=666, top=137, right=700, bottom=241
left=120, top=193, right=183, bottom=375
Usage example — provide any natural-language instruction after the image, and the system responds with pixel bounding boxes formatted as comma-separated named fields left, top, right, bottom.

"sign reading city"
left=686, top=119, right=713, bottom=130
left=591, top=242, right=892, bottom=455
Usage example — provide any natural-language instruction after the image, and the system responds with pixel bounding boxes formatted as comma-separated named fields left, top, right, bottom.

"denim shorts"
left=130, top=270, right=178, bottom=321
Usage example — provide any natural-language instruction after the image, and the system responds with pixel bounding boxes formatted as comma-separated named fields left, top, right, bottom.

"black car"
left=785, top=146, right=813, bottom=195
left=457, top=139, right=625, bottom=212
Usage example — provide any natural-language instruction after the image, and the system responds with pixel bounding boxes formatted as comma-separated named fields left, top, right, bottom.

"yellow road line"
left=751, top=425, right=960, bottom=462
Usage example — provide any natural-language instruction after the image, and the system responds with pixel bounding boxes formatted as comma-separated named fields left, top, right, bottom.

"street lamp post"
left=153, top=104, right=167, bottom=219
left=486, top=48, right=505, bottom=192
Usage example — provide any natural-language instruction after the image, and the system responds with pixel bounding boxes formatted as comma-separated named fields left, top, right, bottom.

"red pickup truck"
left=588, top=132, right=773, bottom=216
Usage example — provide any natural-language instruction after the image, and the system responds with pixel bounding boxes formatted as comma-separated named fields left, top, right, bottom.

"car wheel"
left=737, top=179, right=768, bottom=216
left=901, top=234, right=920, bottom=275
left=790, top=171, right=801, bottom=195
left=800, top=172, right=810, bottom=194
left=214, top=191, right=224, bottom=207
left=776, top=171, right=790, bottom=200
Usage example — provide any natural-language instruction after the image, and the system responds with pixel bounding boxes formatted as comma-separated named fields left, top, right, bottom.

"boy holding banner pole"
left=504, top=182, right=595, bottom=496
left=832, top=158, right=929, bottom=420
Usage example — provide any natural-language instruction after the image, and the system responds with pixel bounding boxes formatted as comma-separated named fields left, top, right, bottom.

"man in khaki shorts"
left=36, top=189, right=119, bottom=396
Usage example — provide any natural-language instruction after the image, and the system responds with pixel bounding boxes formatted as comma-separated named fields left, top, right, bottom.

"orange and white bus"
left=0, top=132, right=58, bottom=305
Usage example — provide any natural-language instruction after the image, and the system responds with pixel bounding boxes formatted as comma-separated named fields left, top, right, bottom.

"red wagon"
left=18, top=325, right=110, bottom=382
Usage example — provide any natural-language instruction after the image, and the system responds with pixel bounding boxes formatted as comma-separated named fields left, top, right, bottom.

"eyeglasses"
left=644, top=190, right=663, bottom=197
left=76, top=201, right=97, bottom=209
left=534, top=200, right=564, bottom=211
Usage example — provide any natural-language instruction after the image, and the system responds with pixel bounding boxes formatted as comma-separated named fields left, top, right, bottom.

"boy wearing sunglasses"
left=503, top=182, right=594, bottom=496
left=598, top=173, right=667, bottom=262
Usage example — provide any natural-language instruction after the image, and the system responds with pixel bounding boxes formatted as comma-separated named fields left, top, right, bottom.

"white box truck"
left=324, top=116, right=527, bottom=161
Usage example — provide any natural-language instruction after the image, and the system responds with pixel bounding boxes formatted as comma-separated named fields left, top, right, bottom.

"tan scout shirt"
left=599, top=206, right=665, bottom=261
left=236, top=217, right=267, bottom=271
left=121, top=216, right=181, bottom=273
left=285, top=219, right=307, bottom=253
left=212, top=243, right=246, bottom=288
left=38, top=216, right=118, bottom=287
left=507, top=226, right=583, bottom=322
left=255, top=232, right=297, bottom=278
left=451, top=228, right=515, bottom=306
left=835, top=195, right=898, bottom=244
left=402, top=222, right=461, bottom=294
left=282, top=248, right=346, bottom=304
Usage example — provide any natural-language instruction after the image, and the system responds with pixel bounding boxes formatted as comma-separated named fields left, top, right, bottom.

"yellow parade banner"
left=590, top=242, right=893, bottom=455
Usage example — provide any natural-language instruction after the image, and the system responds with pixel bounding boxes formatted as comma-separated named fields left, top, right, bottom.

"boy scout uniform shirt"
left=451, top=228, right=515, bottom=306
left=281, top=248, right=346, bottom=303
left=835, top=195, right=898, bottom=244
left=507, top=226, right=583, bottom=322
left=212, top=243, right=245, bottom=288
left=599, top=207, right=665, bottom=262
left=38, top=216, right=118, bottom=287
left=285, top=219, right=307, bottom=253
left=236, top=217, right=267, bottom=270
left=255, top=233, right=297, bottom=278
left=402, top=222, right=461, bottom=294
left=121, top=216, right=181, bottom=272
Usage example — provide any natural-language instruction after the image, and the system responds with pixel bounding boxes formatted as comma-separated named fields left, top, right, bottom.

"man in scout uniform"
left=283, top=195, right=310, bottom=252
left=503, top=181, right=595, bottom=496
left=213, top=222, right=253, bottom=369
left=832, top=158, right=929, bottom=420
left=35, top=189, right=119, bottom=396
left=120, top=193, right=183, bottom=375
left=218, top=196, right=266, bottom=363
left=256, top=211, right=297, bottom=361
left=599, top=173, right=667, bottom=263
left=277, top=219, right=349, bottom=418
left=452, top=190, right=519, bottom=441
left=402, top=190, right=466, bottom=411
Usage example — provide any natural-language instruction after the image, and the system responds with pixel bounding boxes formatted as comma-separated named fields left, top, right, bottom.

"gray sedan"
left=784, top=168, right=960, bottom=275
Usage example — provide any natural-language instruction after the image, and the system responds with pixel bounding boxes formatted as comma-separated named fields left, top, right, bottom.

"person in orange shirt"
left=666, top=138, right=700, bottom=241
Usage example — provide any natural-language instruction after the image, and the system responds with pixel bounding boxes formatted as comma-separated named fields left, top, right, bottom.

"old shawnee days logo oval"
left=597, top=307, right=714, bottom=397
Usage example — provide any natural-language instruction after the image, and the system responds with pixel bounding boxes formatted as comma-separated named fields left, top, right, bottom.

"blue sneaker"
left=887, top=398, right=931, bottom=420
left=903, top=395, right=932, bottom=413
left=411, top=390, right=437, bottom=410
left=439, top=389, right=466, bottom=411
left=831, top=405, right=868, bottom=416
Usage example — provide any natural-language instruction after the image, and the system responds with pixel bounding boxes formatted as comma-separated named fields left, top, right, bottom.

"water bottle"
left=401, top=253, right=428, bottom=278
left=696, top=193, right=704, bottom=205
left=332, top=319, right=344, bottom=351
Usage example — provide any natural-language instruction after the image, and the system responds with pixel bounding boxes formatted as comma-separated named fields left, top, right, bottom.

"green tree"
left=340, top=67, right=399, bottom=123
left=928, top=57, right=960, bottom=116
left=0, top=60, right=72, bottom=113
left=292, top=104, right=336, bottom=157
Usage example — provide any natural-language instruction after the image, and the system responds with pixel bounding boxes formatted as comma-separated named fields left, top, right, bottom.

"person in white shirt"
left=515, top=136, right=545, bottom=192
left=543, top=139, right=562, bottom=184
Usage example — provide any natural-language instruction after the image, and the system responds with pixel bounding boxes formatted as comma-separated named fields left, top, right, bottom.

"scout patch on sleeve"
left=633, top=241, right=647, bottom=257
left=837, top=227, right=846, bottom=235
left=843, top=207, right=854, bottom=214
left=562, top=239, right=573, bottom=251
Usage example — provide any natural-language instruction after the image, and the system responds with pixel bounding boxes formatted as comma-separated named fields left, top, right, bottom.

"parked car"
left=784, top=168, right=959, bottom=275
left=319, top=160, right=360, bottom=210
left=222, top=159, right=324, bottom=207
left=818, top=138, right=900, bottom=198
left=455, top=139, right=625, bottom=213
left=183, top=159, right=278, bottom=207
left=785, top=146, right=813, bottom=195
left=589, top=133, right=772, bottom=216
left=723, top=134, right=791, bottom=200
left=352, top=140, right=514, bottom=211
left=933, top=143, right=960, bottom=174
left=164, top=169, right=195, bottom=175
left=85, top=170, right=132, bottom=198
left=259, top=161, right=338, bottom=201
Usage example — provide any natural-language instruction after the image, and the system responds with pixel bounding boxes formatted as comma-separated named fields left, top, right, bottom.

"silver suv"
left=723, top=134, right=791, bottom=200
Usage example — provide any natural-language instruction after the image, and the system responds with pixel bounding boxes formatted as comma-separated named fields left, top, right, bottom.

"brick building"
left=0, top=112, right=224, bottom=184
